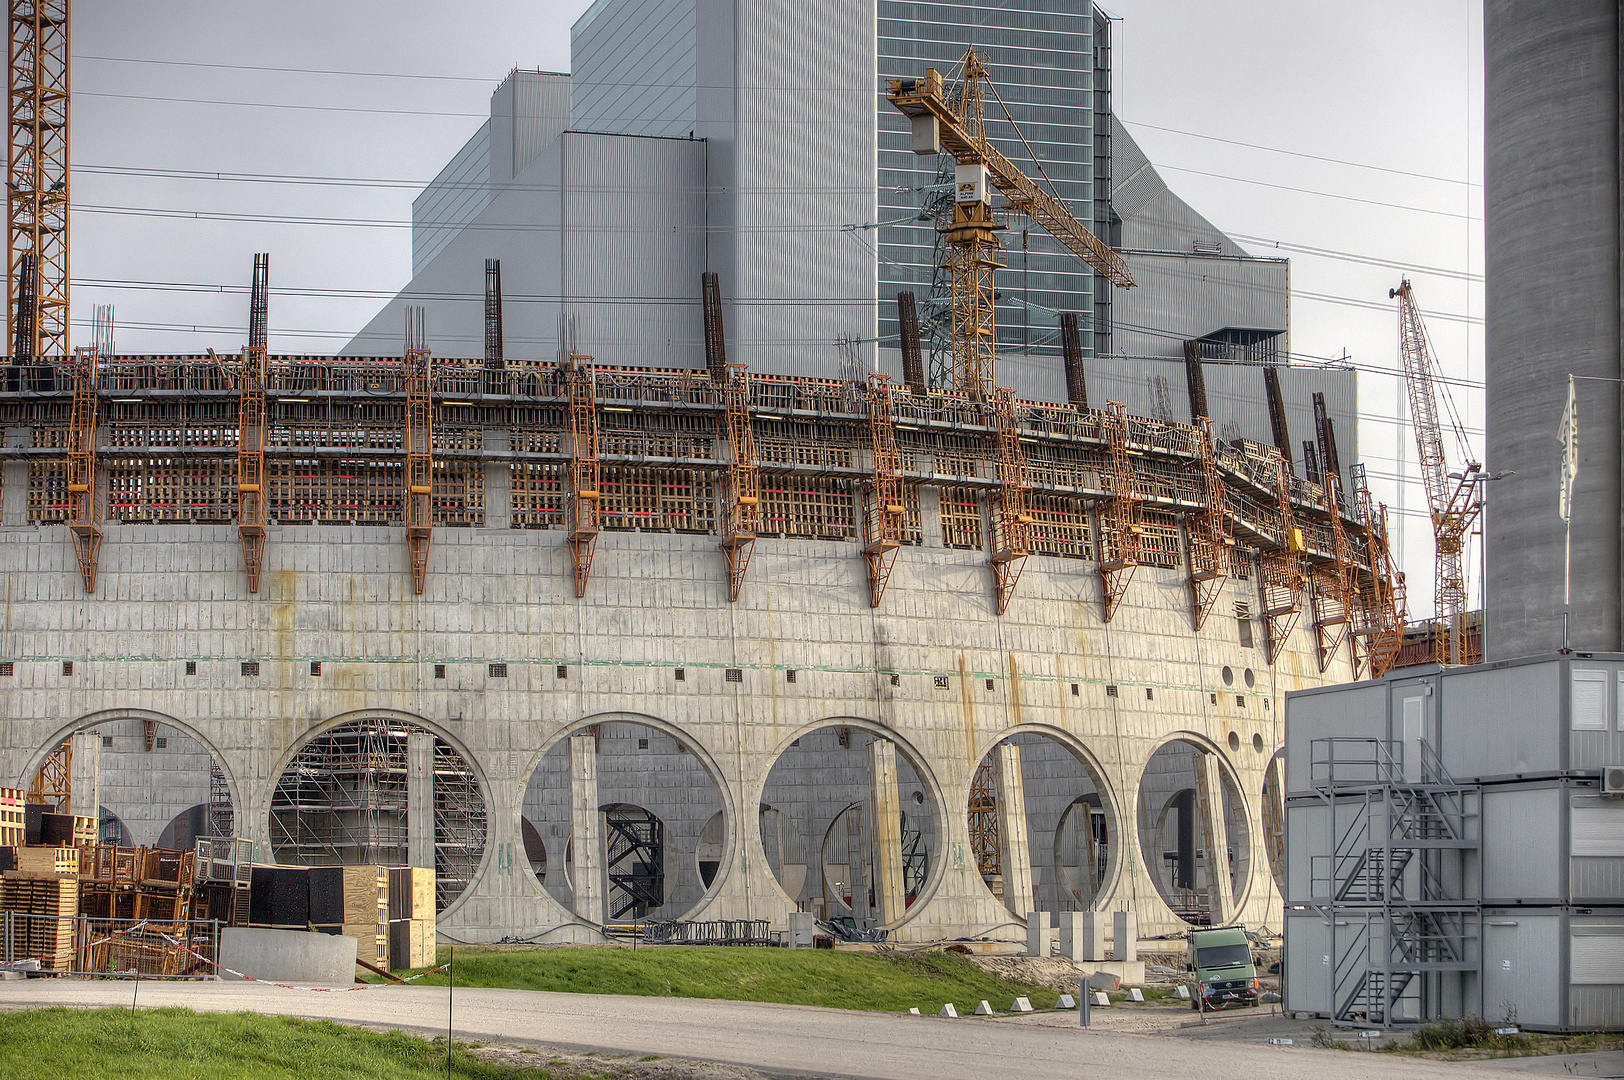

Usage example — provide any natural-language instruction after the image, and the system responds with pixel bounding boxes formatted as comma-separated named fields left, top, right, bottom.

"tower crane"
left=1391, top=279, right=1481, bottom=664
left=887, top=47, right=1133, bottom=400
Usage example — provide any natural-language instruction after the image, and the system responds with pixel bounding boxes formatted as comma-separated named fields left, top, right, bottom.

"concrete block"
left=1112, top=910, right=1139, bottom=962
left=974, top=1000, right=993, bottom=1015
left=1011, top=997, right=1034, bottom=1013
left=1127, top=988, right=1144, bottom=1002
left=1025, top=910, right=1052, bottom=957
left=1092, top=992, right=1110, bottom=1007
left=907, top=1007, right=920, bottom=1015
left=1174, top=984, right=1190, bottom=999
left=787, top=911, right=815, bottom=948
left=939, top=1003, right=958, bottom=1018
left=220, top=927, right=357, bottom=986
left=1060, top=911, right=1109, bottom=962
left=1055, top=994, right=1076, bottom=1010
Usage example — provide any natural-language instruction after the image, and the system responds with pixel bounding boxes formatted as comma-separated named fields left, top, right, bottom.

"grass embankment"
left=401, top=945, right=1060, bottom=1014
left=0, top=1007, right=547, bottom=1080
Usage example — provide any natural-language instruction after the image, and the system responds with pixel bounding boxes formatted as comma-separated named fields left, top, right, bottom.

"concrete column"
left=867, top=738, right=906, bottom=925
left=568, top=734, right=604, bottom=925
left=1025, top=910, right=1052, bottom=957
left=68, top=729, right=100, bottom=821
left=1194, top=753, right=1234, bottom=925
left=406, top=732, right=435, bottom=869
left=482, top=428, right=510, bottom=530
left=1112, top=909, right=1138, bottom=962
left=1063, top=911, right=1109, bottom=962
left=917, top=474, right=943, bottom=546
left=844, top=804, right=868, bottom=923
left=994, top=741, right=1033, bottom=915
left=2, top=438, right=27, bottom=527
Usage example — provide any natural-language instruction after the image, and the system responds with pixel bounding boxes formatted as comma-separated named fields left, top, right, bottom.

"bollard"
left=1079, top=975, right=1090, bottom=1028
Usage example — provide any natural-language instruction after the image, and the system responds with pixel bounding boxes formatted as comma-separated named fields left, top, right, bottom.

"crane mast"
left=1392, top=279, right=1480, bottom=664
left=887, top=48, right=1133, bottom=399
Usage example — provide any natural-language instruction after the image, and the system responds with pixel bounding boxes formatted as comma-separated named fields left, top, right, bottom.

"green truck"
left=1188, top=926, right=1259, bottom=1010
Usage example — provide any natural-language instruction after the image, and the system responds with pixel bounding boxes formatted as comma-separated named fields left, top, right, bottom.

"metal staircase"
left=1309, top=736, right=1480, bottom=1026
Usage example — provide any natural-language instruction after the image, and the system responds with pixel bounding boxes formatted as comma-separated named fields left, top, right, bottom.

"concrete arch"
left=751, top=716, right=949, bottom=931
left=267, top=709, right=493, bottom=924
left=969, top=723, right=1128, bottom=916
left=522, top=711, right=739, bottom=924
left=1134, top=730, right=1257, bottom=923
left=18, top=708, right=244, bottom=833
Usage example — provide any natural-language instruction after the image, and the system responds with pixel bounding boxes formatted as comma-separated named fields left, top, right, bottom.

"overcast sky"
left=70, top=1, right=1482, bottom=617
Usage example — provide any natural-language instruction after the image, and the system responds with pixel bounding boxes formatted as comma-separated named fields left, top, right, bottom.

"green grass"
left=0, top=1006, right=559, bottom=1080
left=404, top=946, right=1061, bottom=1014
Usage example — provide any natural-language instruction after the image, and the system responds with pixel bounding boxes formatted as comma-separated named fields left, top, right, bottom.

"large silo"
left=1485, top=2, right=1622, bottom=659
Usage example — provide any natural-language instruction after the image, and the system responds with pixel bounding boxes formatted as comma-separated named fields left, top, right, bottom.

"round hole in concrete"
left=1243, top=668, right=1256, bottom=689
left=1227, top=731, right=1242, bottom=752
left=1221, top=666, right=1234, bottom=686
left=1253, top=733, right=1266, bottom=754
left=1137, top=739, right=1252, bottom=926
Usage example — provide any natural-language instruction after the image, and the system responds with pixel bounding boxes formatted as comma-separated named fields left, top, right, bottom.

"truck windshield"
left=1196, top=943, right=1252, bottom=969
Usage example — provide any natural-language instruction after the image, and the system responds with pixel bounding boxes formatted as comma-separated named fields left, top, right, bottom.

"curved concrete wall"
left=1485, top=1, right=1621, bottom=658
left=0, top=523, right=1349, bottom=941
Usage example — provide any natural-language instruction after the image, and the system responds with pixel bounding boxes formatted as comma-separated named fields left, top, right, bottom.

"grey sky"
left=70, top=0, right=1482, bottom=615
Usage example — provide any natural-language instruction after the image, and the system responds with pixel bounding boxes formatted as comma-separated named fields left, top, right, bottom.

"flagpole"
left=1561, top=373, right=1575, bottom=654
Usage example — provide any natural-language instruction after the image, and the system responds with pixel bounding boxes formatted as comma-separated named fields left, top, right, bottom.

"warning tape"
left=1, top=917, right=168, bottom=970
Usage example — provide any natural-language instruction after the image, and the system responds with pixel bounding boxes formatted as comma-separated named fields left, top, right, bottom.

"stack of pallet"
left=1, top=847, right=79, bottom=971
left=387, top=867, right=435, bottom=969
left=0, top=788, right=23, bottom=847
left=311, top=865, right=388, bottom=968
left=77, top=845, right=140, bottom=917
left=191, top=838, right=252, bottom=926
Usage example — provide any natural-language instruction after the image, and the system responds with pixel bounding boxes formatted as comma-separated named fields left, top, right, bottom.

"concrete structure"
left=1484, top=3, right=1624, bottom=658
left=1283, top=655, right=1624, bottom=1030
left=219, top=927, right=358, bottom=986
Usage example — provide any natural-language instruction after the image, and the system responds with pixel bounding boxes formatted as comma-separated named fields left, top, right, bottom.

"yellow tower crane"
left=1392, top=279, right=1481, bottom=665
left=887, top=47, right=1134, bottom=400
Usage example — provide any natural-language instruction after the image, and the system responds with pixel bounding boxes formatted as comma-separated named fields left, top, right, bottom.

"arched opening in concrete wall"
left=157, top=804, right=211, bottom=850
left=1261, top=751, right=1286, bottom=892
left=523, top=720, right=724, bottom=924
left=695, top=806, right=806, bottom=897
left=759, top=724, right=938, bottom=929
left=270, top=717, right=488, bottom=913
left=1137, top=739, right=1251, bottom=926
left=967, top=731, right=1117, bottom=918
left=28, top=718, right=237, bottom=852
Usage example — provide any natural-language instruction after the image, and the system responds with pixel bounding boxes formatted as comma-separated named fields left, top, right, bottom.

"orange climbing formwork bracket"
left=720, top=363, right=759, bottom=602
left=404, top=341, right=433, bottom=595
left=1096, top=402, right=1141, bottom=622
left=987, top=388, right=1031, bottom=616
left=566, top=353, right=600, bottom=598
left=65, top=339, right=101, bottom=592
left=1260, top=456, right=1305, bottom=665
left=862, top=374, right=905, bottom=608
left=237, top=254, right=269, bottom=593
left=1185, top=417, right=1231, bottom=631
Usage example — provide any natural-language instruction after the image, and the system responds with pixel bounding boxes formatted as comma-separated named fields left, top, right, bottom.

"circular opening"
left=967, top=731, right=1117, bottom=919
left=1137, top=739, right=1252, bottom=926
left=1227, top=731, right=1241, bottom=753
left=760, top=725, right=941, bottom=929
left=1243, top=669, right=1256, bottom=690
left=272, top=717, right=487, bottom=913
left=30, top=720, right=238, bottom=852
left=1252, top=733, right=1265, bottom=754
left=523, top=720, right=724, bottom=924
left=1262, top=751, right=1286, bottom=892
left=1221, top=666, right=1234, bottom=686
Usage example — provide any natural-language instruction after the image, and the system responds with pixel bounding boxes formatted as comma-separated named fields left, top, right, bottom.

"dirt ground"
left=470, top=1044, right=784, bottom=1080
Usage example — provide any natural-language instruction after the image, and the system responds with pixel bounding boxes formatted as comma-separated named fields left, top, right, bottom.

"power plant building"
left=0, top=0, right=1391, bottom=946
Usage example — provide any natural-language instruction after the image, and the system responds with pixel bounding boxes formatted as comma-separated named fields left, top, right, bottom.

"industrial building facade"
left=0, top=0, right=1392, bottom=945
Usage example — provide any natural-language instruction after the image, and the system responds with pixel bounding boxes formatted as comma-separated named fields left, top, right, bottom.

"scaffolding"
left=861, top=374, right=904, bottom=608
left=987, top=389, right=1032, bottom=614
left=269, top=717, right=486, bottom=912
left=720, top=363, right=759, bottom=602
left=1350, top=463, right=1406, bottom=679
left=237, top=254, right=269, bottom=593
left=1185, top=418, right=1230, bottom=631
left=966, top=757, right=1000, bottom=878
left=64, top=340, right=100, bottom=592
left=27, top=737, right=68, bottom=811
left=1096, top=402, right=1141, bottom=622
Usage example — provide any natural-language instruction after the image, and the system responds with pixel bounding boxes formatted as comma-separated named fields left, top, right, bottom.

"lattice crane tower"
left=8, top=0, right=69, bottom=358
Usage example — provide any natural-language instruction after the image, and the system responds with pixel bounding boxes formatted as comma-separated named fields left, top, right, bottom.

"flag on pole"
left=1558, top=374, right=1579, bottom=521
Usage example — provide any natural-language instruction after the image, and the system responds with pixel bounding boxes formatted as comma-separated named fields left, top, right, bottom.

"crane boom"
left=1392, top=278, right=1480, bottom=664
left=888, top=61, right=1134, bottom=288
